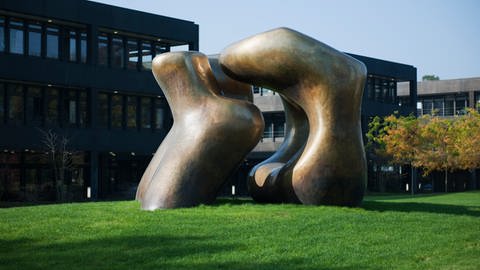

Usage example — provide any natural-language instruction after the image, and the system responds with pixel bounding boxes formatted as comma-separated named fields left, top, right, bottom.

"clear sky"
left=92, top=0, right=479, bottom=80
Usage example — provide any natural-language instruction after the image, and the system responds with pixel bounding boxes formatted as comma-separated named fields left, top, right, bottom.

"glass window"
left=0, top=16, right=5, bottom=52
left=263, top=121, right=273, bottom=138
left=46, top=26, right=59, bottom=59
left=422, top=100, right=433, bottom=115
left=154, top=98, right=164, bottom=130
left=28, top=23, right=42, bottom=57
left=273, top=121, right=285, bottom=138
left=111, top=36, right=124, bottom=68
left=433, top=99, right=444, bottom=116
left=141, top=42, right=152, bottom=69
left=80, top=32, right=87, bottom=63
left=7, top=84, right=24, bottom=125
left=444, top=98, right=454, bottom=116
left=79, top=91, right=88, bottom=127
left=374, top=78, right=381, bottom=101
left=455, top=97, right=467, bottom=115
left=366, top=77, right=373, bottom=100
left=141, top=97, right=151, bottom=129
left=126, top=96, right=137, bottom=129
left=26, top=86, right=43, bottom=125
left=46, top=87, right=59, bottom=126
left=389, top=81, right=396, bottom=104
left=68, top=31, right=77, bottom=61
left=0, top=83, right=5, bottom=124
left=63, top=90, right=77, bottom=126
left=155, top=43, right=167, bottom=56
left=98, top=93, right=108, bottom=128
left=111, top=94, right=123, bottom=128
left=476, top=93, right=480, bottom=112
left=9, top=19, right=24, bottom=54
left=127, top=39, right=138, bottom=69
left=98, top=33, right=108, bottom=66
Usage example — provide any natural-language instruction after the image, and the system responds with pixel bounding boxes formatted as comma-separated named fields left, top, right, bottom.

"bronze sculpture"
left=136, top=52, right=263, bottom=210
left=220, top=27, right=367, bottom=206
left=137, top=27, right=367, bottom=209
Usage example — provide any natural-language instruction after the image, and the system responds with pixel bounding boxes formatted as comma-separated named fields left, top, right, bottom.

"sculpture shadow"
left=0, top=235, right=379, bottom=270
left=362, top=200, right=480, bottom=218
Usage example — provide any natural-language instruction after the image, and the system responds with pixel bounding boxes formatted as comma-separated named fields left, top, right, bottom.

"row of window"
left=262, top=112, right=286, bottom=139
left=0, top=81, right=170, bottom=131
left=0, top=15, right=87, bottom=63
left=0, top=82, right=88, bottom=127
left=366, top=76, right=398, bottom=104
left=97, top=31, right=169, bottom=70
left=97, top=91, right=169, bottom=131
left=417, top=95, right=469, bottom=116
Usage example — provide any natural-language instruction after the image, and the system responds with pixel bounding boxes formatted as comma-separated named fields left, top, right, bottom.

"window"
left=388, top=81, right=396, bottom=104
left=28, top=23, right=42, bottom=57
left=46, top=26, right=59, bottom=59
left=155, top=44, right=167, bottom=56
left=154, top=98, right=164, bottom=130
left=444, top=98, right=454, bottom=116
left=79, top=91, right=88, bottom=127
left=141, top=97, right=152, bottom=129
left=7, top=84, right=24, bottom=125
left=366, top=77, right=373, bottom=100
left=9, top=19, right=24, bottom=54
left=46, top=87, right=59, bottom=126
left=111, top=36, right=124, bottom=68
left=422, top=100, right=432, bottom=115
left=126, top=96, right=137, bottom=128
left=433, top=98, right=444, bottom=116
left=26, top=86, right=43, bottom=125
left=0, top=83, right=5, bottom=123
left=80, top=32, right=87, bottom=63
left=273, top=121, right=285, bottom=138
left=0, top=16, right=5, bottom=52
left=455, top=97, right=467, bottom=115
left=68, top=31, right=77, bottom=61
left=263, top=121, right=273, bottom=138
left=111, top=94, right=123, bottom=128
left=141, top=42, right=152, bottom=69
left=63, top=90, right=77, bottom=126
left=127, top=39, right=138, bottom=69
left=98, top=33, right=108, bottom=66
left=476, top=92, right=480, bottom=112
left=98, top=93, right=109, bottom=128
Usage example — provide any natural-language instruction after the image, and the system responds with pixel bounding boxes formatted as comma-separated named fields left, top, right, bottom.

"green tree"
left=422, top=74, right=440, bottom=81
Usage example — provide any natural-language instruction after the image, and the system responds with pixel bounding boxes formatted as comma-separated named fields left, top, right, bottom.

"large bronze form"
left=136, top=52, right=263, bottom=210
left=219, top=27, right=367, bottom=206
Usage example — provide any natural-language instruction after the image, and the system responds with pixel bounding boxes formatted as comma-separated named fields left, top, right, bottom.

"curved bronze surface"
left=136, top=51, right=263, bottom=210
left=220, top=27, right=367, bottom=206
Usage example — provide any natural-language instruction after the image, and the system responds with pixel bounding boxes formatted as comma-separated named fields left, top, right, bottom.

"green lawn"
left=1, top=192, right=479, bottom=270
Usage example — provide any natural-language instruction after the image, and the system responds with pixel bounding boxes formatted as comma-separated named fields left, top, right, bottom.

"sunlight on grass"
left=1, top=191, right=479, bottom=270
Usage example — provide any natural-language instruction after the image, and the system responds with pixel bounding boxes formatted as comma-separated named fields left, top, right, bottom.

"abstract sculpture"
left=136, top=52, right=263, bottom=210
left=137, top=27, right=367, bottom=210
left=219, top=27, right=367, bottom=206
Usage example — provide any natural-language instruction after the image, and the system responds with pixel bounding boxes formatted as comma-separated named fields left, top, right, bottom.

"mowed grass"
left=1, top=192, right=479, bottom=270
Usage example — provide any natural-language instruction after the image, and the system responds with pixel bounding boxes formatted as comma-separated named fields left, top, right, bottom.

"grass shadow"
left=362, top=200, right=480, bottom=217
left=0, top=235, right=378, bottom=270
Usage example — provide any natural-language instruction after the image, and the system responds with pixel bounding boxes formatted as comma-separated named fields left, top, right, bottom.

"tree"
left=422, top=75, right=440, bottom=81
left=39, top=129, right=74, bottom=201
left=366, top=113, right=419, bottom=193
left=367, top=110, right=480, bottom=193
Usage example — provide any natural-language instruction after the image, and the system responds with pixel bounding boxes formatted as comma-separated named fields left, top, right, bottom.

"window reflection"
left=154, top=98, right=164, bottom=130
left=127, top=39, right=138, bottom=69
left=80, top=32, right=87, bottom=63
left=9, top=19, right=24, bottom=54
left=141, top=97, right=151, bottom=129
left=7, top=84, right=24, bottom=125
left=98, top=93, right=109, bottom=128
left=112, top=36, right=124, bottom=68
left=69, top=31, right=77, bottom=61
left=26, top=86, right=43, bottom=125
left=126, top=96, right=137, bottom=129
left=98, top=33, right=108, bottom=66
left=141, top=42, right=152, bottom=69
left=46, top=87, right=59, bottom=126
left=46, top=26, right=59, bottom=59
left=0, top=16, right=5, bottom=52
left=111, top=94, right=123, bottom=128
left=28, top=23, right=42, bottom=57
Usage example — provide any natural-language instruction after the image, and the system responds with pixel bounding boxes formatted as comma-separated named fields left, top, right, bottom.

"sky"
left=92, top=0, right=479, bottom=80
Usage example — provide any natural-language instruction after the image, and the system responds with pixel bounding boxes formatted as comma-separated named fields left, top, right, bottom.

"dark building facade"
left=0, top=0, right=199, bottom=202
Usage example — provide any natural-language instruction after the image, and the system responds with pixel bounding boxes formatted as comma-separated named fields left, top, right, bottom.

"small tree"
left=39, top=129, right=74, bottom=202
left=422, top=75, right=440, bottom=81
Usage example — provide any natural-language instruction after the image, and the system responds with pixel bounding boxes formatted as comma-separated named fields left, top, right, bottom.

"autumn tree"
left=367, top=109, right=480, bottom=193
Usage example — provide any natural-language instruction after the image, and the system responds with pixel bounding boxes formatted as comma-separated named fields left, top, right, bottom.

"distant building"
left=0, top=0, right=198, bottom=202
